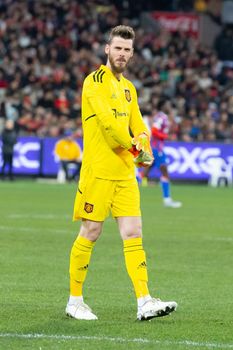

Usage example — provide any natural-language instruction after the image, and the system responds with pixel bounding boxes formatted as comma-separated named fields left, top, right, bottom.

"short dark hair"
left=108, top=25, right=135, bottom=44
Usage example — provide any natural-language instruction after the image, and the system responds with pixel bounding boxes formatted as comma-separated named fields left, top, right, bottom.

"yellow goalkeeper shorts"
left=73, top=173, right=141, bottom=221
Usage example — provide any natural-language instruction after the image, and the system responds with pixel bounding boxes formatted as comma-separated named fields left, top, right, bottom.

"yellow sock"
left=69, top=236, right=95, bottom=296
left=123, top=237, right=149, bottom=298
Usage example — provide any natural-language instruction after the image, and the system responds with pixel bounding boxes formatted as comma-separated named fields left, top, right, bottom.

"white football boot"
left=66, top=300, right=98, bottom=320
left=137, top=298, right=178, bottom=321
left=164, top=197, right=182, bottom=208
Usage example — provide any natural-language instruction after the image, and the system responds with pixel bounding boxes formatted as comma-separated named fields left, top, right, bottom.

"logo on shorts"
left=124, top=89, right=131, bottom=102
left=84, top=202, right=94, bottom=213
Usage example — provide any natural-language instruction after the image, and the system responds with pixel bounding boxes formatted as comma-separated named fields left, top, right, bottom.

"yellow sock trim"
left=69, top=236, right=95, bottom=296
left=124, top=237, right=149, bottom=298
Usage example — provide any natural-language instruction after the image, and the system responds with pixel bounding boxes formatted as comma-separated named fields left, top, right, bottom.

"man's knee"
left=117, top=217, right=142, bottom=240
left=79, top=220, right=103, bottom=242
left=122, top=227, right=142, bottom=240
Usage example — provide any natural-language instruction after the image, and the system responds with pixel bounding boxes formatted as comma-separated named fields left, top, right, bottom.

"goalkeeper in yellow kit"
left=65, top=25, right=177, bottom=321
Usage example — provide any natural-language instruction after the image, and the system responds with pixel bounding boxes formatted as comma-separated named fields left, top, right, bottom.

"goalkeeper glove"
left=129, top=133, right=154, bottom=167
left=134, top=150, right=154, bottom=168
left=132, top=132, right=152, bottom=153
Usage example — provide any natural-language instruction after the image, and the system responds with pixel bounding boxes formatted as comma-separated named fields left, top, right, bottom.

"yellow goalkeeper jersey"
left=81, top=64, right=149, bottom=180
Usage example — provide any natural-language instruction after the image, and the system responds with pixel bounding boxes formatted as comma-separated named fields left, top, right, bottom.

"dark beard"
left=108, top=55, right=126, bottom=74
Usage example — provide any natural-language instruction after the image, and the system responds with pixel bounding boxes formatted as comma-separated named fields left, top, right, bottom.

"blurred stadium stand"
left=0, top=0, right=232, bottom=181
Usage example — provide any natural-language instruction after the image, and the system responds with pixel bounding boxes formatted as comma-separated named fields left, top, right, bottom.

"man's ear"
left=105, top=44, right=109, bottom=55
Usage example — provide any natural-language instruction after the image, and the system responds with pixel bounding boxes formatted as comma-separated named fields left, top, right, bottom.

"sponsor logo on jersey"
left=112, top=108, right=129, bottom=118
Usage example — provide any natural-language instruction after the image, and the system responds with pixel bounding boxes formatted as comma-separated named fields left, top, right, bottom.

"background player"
left=65, top=25, right=177, bottom=321
left=54, top=130, right=82, bottom=183
left=142, top=99, right=182, bottom=208
left=0, top=120, right=17, bottom=181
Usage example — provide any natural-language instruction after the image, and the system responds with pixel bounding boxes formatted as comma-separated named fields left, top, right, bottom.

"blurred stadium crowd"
left=0, top=0, right=233, bottom=142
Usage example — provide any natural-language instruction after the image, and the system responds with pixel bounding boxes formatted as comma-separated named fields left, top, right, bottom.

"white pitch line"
left=8, top=213, right=70, bottom=219
left=211, top=237, right=233, bottom=242
left=0, top=333, right=232, bottom=349
left=0, top=225, right=68, bottom=234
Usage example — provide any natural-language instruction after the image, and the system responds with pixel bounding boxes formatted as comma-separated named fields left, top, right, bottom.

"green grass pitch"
left=0, top=180, right=232, bottom=350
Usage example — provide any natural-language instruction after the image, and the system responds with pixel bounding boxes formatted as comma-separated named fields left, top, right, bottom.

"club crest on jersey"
left=124, top=89, right=131, bottom=102
left=84, top=202, right=94, bottom=213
